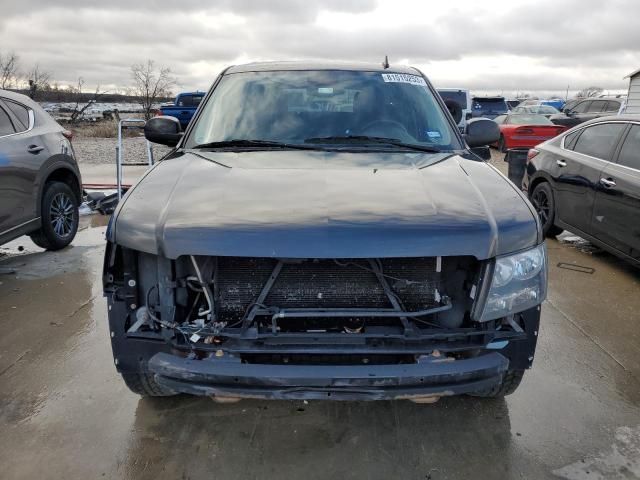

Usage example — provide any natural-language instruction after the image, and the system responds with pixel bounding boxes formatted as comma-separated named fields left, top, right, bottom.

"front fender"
left=525, top=165, right=555, bottom=196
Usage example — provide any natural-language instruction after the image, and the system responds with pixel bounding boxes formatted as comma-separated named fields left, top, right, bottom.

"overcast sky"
left=1, top=0, right=638, bottom=97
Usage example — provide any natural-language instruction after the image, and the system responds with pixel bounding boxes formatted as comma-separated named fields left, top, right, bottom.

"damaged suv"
left=104, top=62, right=546, bottom=402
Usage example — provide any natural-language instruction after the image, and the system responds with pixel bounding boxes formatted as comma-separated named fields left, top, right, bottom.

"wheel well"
left=44, top=169, right=82, bottom=204
left=528, top=176, right=547, bottom=196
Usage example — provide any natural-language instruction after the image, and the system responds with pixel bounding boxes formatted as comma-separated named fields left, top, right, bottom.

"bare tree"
left=130, top=60, right=177, bottom=120
left=575, top=86, right=603, bottom=98
left=68, top=77, right=107, bottom=124
left=26, top=64, right=52, bottom=100
left=0, top=51, right=19, bottom=89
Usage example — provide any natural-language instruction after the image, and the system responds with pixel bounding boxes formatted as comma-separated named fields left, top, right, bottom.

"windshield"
left=187, top=70, right=462, bottom=150
left=509, top=114, right=553, bottom=125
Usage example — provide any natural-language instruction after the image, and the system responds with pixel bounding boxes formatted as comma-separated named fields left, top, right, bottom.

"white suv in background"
left=437, top=88, right=472, bottom=132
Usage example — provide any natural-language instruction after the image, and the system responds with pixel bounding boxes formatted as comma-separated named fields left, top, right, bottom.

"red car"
left=493, top=113, right=566, bottom=151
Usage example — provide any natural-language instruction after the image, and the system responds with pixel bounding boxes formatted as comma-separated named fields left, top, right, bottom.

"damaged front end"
left=104, top=244, right=542, bottom=401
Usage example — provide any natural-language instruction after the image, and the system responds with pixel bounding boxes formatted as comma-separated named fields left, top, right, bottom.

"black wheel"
left=30, top=181, right=79, bottom=250
left=498, top=135, right=506, bottom=153
left=469, top=370, right=525, bottom=398
left=121, top=372, right=177, bottom=397
left=530, top=182, right=564, bottom=237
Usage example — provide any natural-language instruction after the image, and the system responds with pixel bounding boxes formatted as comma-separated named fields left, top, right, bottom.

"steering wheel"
left=359, top=119, right=410, bottom=139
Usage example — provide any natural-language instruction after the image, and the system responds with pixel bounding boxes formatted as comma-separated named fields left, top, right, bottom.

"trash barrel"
left=504, top=149, right=529, bottom=189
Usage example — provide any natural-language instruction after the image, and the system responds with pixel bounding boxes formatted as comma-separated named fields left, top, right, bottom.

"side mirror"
left=144, top=116, right=183, bottom=146
left=470, top=146, right=492, bottom=160
left=464, top=118, right=500, bottom=148
left=563, top=108, right=573, bottom=116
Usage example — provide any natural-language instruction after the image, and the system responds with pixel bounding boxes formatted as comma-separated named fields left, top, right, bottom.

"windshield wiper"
left=304, top=136, right=442, bottom=153
left=192, top=139, right=319, bottom=150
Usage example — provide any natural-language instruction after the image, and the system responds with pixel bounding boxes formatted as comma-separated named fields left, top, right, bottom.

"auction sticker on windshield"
left=381, top=73, right=427, bottom=86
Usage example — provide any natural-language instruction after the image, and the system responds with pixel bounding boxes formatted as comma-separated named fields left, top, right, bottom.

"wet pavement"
left=1, top=208, right=640, bottom=479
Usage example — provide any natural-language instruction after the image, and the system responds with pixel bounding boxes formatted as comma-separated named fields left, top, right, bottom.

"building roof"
left=624, top=68, right=640, bottom=79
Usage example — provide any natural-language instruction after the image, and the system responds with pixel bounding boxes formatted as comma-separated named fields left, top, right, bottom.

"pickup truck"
left=158, top=91, right=205, bottom=129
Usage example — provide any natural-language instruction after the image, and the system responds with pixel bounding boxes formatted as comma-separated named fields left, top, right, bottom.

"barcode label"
left=381, top=73, right=427, bottom=86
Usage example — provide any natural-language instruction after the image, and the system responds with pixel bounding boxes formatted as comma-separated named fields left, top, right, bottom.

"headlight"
left=476, top=244, right=547, bottom=321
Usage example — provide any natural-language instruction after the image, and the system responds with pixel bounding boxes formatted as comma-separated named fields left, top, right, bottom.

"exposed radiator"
left=215, top=257, right=440, bottom=320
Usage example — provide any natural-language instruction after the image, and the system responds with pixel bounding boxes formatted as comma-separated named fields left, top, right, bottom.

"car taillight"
left=62, top=130, right=74, bottom=141
left=515, top=127, right=535, bottom=135
left=526, top=149, right=539, bottom=163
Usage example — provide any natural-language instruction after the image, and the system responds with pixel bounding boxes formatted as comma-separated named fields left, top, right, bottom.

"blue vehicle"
left=540, top=99, right=565, bottom=110
left=159, top=91, right=205, bottom=129
left=471, top=96, right=509, bottom=119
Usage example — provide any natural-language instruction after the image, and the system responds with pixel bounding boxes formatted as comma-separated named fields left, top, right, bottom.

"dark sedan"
left=549, top=98, right=622, bottom=128
left=526, top=115, right=640, bottom=265
left=0, top=90, right=82, bottom=249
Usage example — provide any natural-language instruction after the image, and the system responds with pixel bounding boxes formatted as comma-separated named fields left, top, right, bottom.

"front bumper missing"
left=149, top=351, right=509, bottom=401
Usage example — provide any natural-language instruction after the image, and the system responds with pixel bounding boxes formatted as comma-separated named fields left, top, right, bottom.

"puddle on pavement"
left=556, top=233, right=601, bottom=255
left=554, top=425, right=640, bottom=479
left=0, top=215, right=110, bottom=280
left=2, top=207, right=640, bottom=479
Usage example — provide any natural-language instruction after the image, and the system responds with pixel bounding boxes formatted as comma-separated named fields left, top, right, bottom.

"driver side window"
left=587, top=100, right=607, bottom=113
left=572, top=101, right=591, bottom=113
left=0, top=105, right=16, bottom=136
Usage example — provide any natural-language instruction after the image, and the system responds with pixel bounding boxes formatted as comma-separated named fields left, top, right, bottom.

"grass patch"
left=74, top=121, right=142, bottom=139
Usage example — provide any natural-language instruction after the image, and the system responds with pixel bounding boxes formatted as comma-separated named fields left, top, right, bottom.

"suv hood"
left=110, top=150, right=539, bottom=259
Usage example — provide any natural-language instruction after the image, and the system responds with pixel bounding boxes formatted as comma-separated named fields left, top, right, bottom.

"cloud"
left=0, top=0, right=638, bottom=94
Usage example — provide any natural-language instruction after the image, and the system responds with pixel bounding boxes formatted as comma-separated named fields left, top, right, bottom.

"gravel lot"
left=73, top=136, right=171, bottom=165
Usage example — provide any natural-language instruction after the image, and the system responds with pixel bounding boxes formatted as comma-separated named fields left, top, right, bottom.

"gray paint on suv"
left=0, top=90, right=82, bottom=250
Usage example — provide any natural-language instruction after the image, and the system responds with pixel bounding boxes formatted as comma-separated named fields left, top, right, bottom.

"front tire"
left=530, top=182, right=564, bottom=237
left=30, top=181, right=79, bottom=250
left=121, top=372, right=177, bottom=397
left=470, top=370, right=525, bottom=398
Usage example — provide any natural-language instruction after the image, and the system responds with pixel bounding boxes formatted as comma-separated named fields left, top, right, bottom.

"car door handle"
left=600, top=178, right=616, bottom=188
left=27, top=145, right=44, bottom=154
left=556, top=159, right=567, bottom=167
